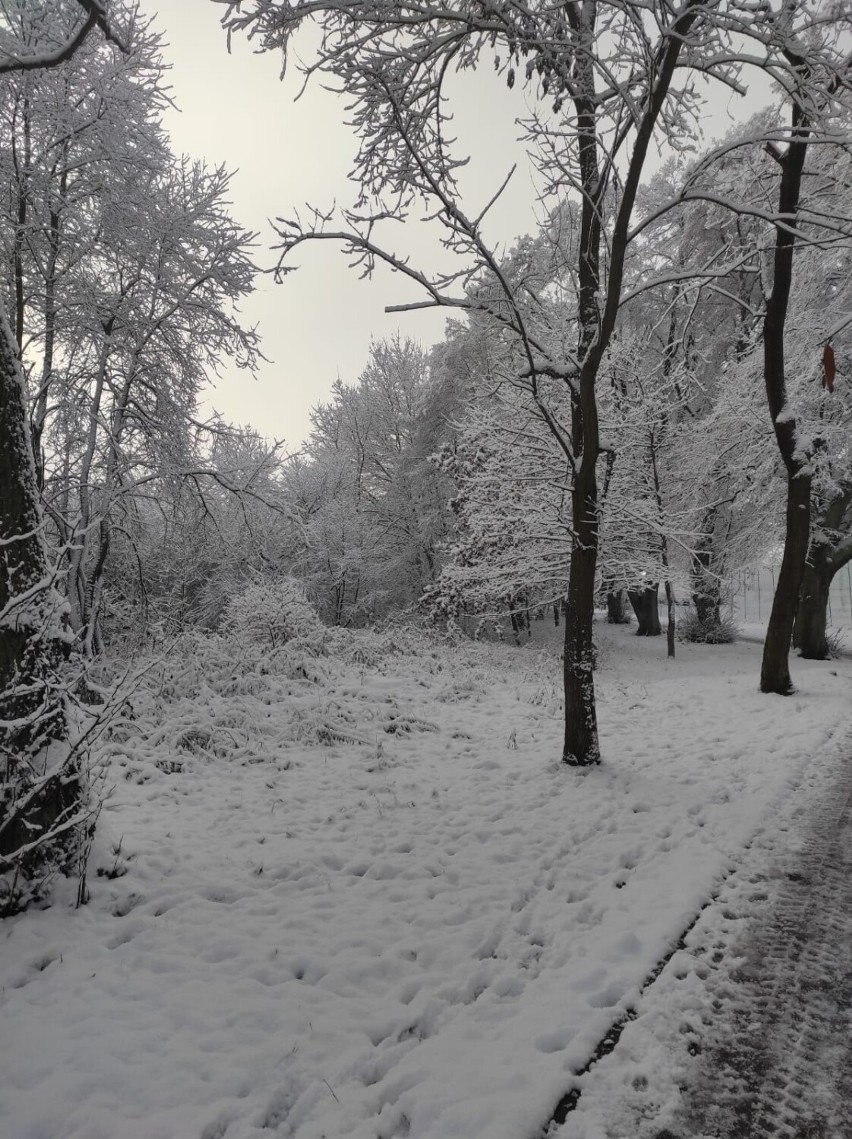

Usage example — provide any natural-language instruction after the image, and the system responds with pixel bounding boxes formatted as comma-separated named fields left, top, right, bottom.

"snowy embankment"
left=1, top=625, right=849, bottom=1139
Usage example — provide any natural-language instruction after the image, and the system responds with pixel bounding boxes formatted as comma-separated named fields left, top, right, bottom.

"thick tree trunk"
left=606, top=588, right=630, bottom=624
left=793, top=545, right=833, bottom=660
left=0, top=307, right=80, bottom=888
left=761, top=471, right=811, bottom=693
left=0, top=310, right=63, bottom=730
left=793, top=490, right=852, bottom=660
left=692, top=588, right=722, bottom=630
left=628, top=585, right=662, bottom=636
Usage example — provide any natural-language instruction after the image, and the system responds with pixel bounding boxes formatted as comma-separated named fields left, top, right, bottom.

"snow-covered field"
left=2, top=624, right=850, bottom=1139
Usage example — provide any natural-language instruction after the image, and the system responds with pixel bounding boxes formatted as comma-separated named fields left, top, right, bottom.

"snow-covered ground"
left=1, top=624, right=849, bottom=1139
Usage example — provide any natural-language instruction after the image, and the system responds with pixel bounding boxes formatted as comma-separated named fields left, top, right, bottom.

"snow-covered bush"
left=678, top=609, right=739, bottom=644
left=221, top=577, right=324, bottom=651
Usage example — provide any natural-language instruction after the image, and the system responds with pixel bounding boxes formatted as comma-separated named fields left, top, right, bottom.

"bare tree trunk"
left=793, top=548, right=832, bottom=660
left=759, top=76, right=811, bottom=695
left=561, top=12, right=603, bottom=767
left=692, top=506, right=723, bottom=631
left=0, top=310, right=64, bottom=736
left=11, top=95, right=30, bottom=354
left=67, top=322, right=113, bottom=644
left=761, top=472, right=811, bottom=691
left=0, top=306, right=79, bottom=876
left=628, top=585, right=662, bottom=636
left=648, top=424, right=675, bottom=657
left=606, top=588, right=630, bottom=624
left=664, top=581, right=676, bottom=659
left=793, top=490, right=852, bottom=660
left=563, top=472, right=600, bottom=765
left=83, top=522, right=110, bottom=657
left=32, top=180, right=66, bottom=490
left=559, top=0, right=699, bottom=762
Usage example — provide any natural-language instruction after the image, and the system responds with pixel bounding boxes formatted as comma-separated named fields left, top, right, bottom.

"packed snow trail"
left=669, top=751, right=852, bottom=1139
left=555, top=724, right=852, bottom=1139
left=1, top=626, right=851, bottom=1139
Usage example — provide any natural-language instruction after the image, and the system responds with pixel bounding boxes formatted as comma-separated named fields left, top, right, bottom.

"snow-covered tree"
left=0, top=0, right=128, bottom=914
left=224, top=0, right=851, bottom=761
left=0, top=6, right=259, bottom=655
left=291, top=337, right=451, bottom=625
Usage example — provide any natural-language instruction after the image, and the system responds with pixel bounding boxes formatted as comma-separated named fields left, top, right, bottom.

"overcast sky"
left=139, top=0, right=773, bottom=451
left=138, top=0, right=542, bottom=450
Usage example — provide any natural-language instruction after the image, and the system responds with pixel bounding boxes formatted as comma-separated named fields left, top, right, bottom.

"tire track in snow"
left=541, top=731, right=852, bottom=1139
left=662, top=756, right=852, bottom=1139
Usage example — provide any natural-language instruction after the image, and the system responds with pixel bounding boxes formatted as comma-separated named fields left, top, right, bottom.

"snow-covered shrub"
left=678, top=609, right=739, bottom=644
left=221, top=577, right=324, bottom=651
left=825, top=627, right=847, bottom=659
left=323, top=622, right=454, bottom=672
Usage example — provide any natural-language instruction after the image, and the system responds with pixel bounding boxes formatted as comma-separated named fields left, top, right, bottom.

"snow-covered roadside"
left=1, top=626, right=849, bottom=1139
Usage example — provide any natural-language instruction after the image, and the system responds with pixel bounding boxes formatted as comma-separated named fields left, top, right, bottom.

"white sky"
left=140, top=0, right=774, bottom=451
left=140, top=0, right=541, bottom=450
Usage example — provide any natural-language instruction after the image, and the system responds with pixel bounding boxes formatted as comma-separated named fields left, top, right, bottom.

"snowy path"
left=679, top=762, right=852, bottom=1138
left=1, top=628, right=851, bottom=1139
left=557, top=725, right=852, bottom=1139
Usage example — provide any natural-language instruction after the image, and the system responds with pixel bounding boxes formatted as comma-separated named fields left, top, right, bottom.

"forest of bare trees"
left=1, top=0, right=851, bottom=910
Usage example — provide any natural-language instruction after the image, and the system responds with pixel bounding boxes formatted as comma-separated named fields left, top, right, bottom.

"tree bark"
left=793, top=489, right=852, bottom=660
left=628, top=585, right=662, bottom=636
left=606, top=589, right=630, bottom=624
left=0, top=306, right=78, bottom=874
left=32, top=175, right=66, bottom=491
left=563, top=472, right=600, bottom=765
left=0, top=310, right=62, bottom=725
left=664, top=580, right=676, bottom=659
left=759, top=67, right=812, bottom=696
left=761, top=472, right=811, bottom=692
left=692, top=505, right=723, bottom=631
left=648, top=424, right=674, bottom=656
left=793, top=548, right=832, bottom=660
left=561, top=10, right=603, bottom=768
left=692, top=587, right=722, bottom=630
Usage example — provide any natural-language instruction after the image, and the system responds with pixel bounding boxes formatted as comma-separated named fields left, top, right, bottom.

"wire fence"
left=729, top=565, right=852, bottom=629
